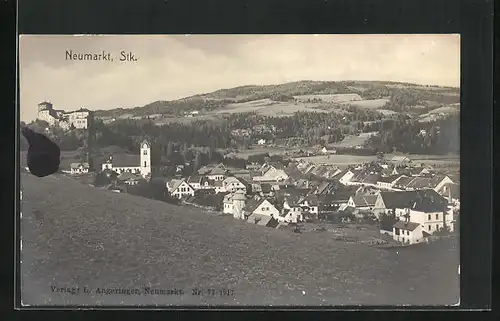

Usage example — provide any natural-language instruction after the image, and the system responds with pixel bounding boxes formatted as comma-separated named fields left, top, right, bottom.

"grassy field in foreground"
left=20, top=173, right=459, bottom=306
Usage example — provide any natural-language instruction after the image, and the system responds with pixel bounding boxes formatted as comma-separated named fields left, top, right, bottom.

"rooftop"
left=379, top=189, right=448, bottom=213
left=393, top=221, right=421, bottom=231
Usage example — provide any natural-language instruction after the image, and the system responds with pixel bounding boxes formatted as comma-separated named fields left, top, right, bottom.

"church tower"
left=140, top=139, right=151, bottom=179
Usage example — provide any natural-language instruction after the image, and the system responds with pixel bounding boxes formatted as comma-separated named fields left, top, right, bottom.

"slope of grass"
left=20, top=173, right=459, bottom=306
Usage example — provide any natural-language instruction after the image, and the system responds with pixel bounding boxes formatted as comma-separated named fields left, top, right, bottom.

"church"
left=101, top=140, right=152, bottom=179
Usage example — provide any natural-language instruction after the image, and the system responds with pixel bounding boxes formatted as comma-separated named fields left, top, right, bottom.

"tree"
left=93, top=171, right=112, bottom=187
left=166, top=141, right=174, bottom=159
left=379, top=209, right=397, bottom=231
left=193, top=151, right=202, bottom=172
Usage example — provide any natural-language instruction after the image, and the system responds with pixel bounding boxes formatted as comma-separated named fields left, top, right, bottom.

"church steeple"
left=140, top=139, right=151, bottom=179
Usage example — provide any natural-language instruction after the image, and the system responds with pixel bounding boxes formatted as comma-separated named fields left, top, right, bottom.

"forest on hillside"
left=93, top=80, right=460, bottom=118
left=22, top=109, right=459, bottom=157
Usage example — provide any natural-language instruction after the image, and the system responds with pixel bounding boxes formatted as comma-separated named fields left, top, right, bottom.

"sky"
left=19, top=34, right=460, bottom=122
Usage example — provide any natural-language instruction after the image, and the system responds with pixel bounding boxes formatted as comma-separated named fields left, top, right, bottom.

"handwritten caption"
left=51, top=285, right=235, bottom=297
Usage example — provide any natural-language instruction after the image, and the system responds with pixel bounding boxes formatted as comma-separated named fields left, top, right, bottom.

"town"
left=21, top=80, right=460, bottom=248
left=83, top=140, right=459, bottom=246
left=32, top=110, right=459, bottom=247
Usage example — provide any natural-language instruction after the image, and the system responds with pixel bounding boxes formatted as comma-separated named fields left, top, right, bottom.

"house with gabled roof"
left=223, top=190, right=247, bottom=218
left=314, top=181, right=339, bottom=195
left=279, top=208, right=303, bottom=223
left=243, top=198, right=280, bottom=219
left=374, top=189, right=454, bottom=234
left=347, top=171, right=381, bottom=187
left=283, top=165, right=307, bottom=181
left=347, top=194, right=378, bottom=212
left=252, top=165, right=289, bottom=183
left=393, top=174, right=454, bottom=192
left=324, top=167, right=342, bottom=179
left=197, top=163, right=228, bottom=181
left=438, top=182, right=460, bottom=209
left=187, top=175, right=203, bottom=189
left=376, top=175, right=403, bottom=190
left=387, top=155, right=411, bottom=166
left=246, top=213, right=280, bottom=228
left=70, top=162, right=89, bottom=175
left=331, top=169, right=356, bottom=185
left=222, top=176, right=250, bottom=193
left=166, top=179, right=195, bottom=199
left=117, top=171, right=143, bottom=186
left=392, top=221, right=425, bottom=244
left=294, top=178, right=311, bottom=190
left=298, top=194, right=320, bottom=216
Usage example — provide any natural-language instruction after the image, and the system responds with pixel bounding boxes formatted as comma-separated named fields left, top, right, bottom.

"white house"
left=70, top=162, right=89, bottom=175
left=376, top=175, right=402, bottom=190
left=321, top=147, right=337, bottom=154
left=243, top=198, right=280, bottom=219
left=65, top=108, right=91, bottom=129
left=223, top=190, right=247, bottom=219
left=392, top=221, right=424, bottom=244
left=167, top=179, right=195, bottom=199
left=333, top=170, right=356, bottom=185
left=186, top=176, right=203, bottom=190
left=347, top=194, right=378, bottom=212
left=393, top=175, right=454, bottom=192
left=222, top=176, right=250, bottom=193
left=257, top=139, right=266, bottom=145
left=279, top=208, right=303, bottom=223
left=298, top=194, right=319, bottom=216
left=438, top=182, right=460, bottom=208
left=198, top=164, right=228, bottom=181
left=374, top=189, right=454, bottom=234
left=280, top=196, right=303, bottom=223
left=101, top=140, right=152, bottom=179
left=253, top=165, right=289, bottom=183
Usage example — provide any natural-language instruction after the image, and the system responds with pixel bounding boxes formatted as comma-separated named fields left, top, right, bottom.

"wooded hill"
left=93, top=80, right=460, bottom=118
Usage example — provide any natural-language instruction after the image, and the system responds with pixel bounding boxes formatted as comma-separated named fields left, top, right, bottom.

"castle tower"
left=140, top=139, right=151, bottom=179
left=37, top=101, right=53, bottom=112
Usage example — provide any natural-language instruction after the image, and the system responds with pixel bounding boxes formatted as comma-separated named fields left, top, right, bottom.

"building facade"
left=101, top=140, right=151, bottom=179
left=37, top=101, right=91, bottom=130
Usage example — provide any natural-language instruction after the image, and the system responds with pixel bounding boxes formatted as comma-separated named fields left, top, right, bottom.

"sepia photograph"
left=18, top=34, right=460, bottom=307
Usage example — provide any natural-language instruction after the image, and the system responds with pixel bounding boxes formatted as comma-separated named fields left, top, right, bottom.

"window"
left=144, top=161, right=147, bottom=167
left=428, top=225, right=431, bottom=231
left=436, top=224, right=439, bottom=230
left=406, top=230, right=409, bottom=236
left=436, top=214, right=439, bottom=220
left=428, top=214, right=431, bottom=220
left=143, top=150, right=148, bottom=155
left=395, top=228, right=400, bottom=236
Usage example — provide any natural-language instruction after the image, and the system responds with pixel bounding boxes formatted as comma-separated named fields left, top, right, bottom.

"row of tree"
left=365, top=114, right=459, bottom=154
